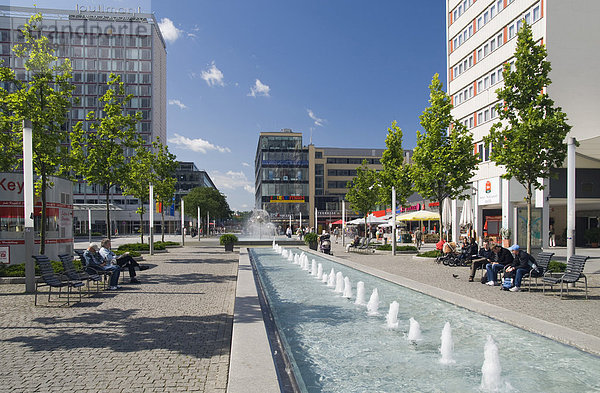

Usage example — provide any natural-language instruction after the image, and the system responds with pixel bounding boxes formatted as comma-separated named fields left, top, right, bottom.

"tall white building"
left=446, top=0, right=600, bottom=250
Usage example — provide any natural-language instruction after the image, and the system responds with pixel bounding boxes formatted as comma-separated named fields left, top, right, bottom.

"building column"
left=451, top=199, right=459, bottom=243
left=567, top=137, right=576, bottom=259
left=536, top=177, right=550, bottom=250
left=473, top=182, right=481, bottom=244
left=502, top=178, right=513, bottom=245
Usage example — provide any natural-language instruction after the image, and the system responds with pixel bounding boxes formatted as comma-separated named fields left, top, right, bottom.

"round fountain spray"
left=367, top=288, right=380, bottom=316
left=342, top=277, right=352, bottom=298
left=322, top=271, right=329, bottom=283
left=386, top=301, right=400, bottom=329
left=355, top=281, right=366, bottom=305
left=316, top=263, right=323, bottom=279
left=242, top=209, right=276, bottom=239
left=311, top=259, right=317, bottom=276
left=407, top=318, right=423, bottom=342
left=439, top=322, right=455, bottom=365
left=481, top=335, right=503, bottom=392
left=327, top=269, right=336, bottom=287
left=334, top=272, right=344, bottom=293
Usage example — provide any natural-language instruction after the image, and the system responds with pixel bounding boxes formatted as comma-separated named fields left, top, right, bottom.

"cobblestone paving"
left=0, top=242, right=237, bottom=393
left=330, top=240, right=600, bottom=338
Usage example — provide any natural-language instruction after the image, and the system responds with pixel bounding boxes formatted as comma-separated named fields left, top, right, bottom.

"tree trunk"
left=161, top=210, right=165, bottom=242
left=527, top=185, right=532, bottom=254
left=40, top=173, right=47, bottom=255
left=438, top=202, right=444, bottom=241
left=105, top=186, right=111, bottom=240
left=139, top=202, right=144, bottom=244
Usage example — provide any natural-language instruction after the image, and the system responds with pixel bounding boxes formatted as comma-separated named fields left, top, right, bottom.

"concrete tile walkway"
left=0, top=240, right=237, bottom=393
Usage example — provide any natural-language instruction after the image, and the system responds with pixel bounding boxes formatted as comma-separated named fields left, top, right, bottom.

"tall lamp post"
left=23, top=120, right=35, bottom=293
left=181, top=198, right=185, bottom=246
left=149, top=183, right=154, bottom=255
left=392, top=186, right=397, bottom=256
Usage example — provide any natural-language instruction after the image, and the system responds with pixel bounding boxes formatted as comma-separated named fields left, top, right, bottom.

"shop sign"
left=478, top=177, right=500, bottom=205
left=269, top=196, right=305, bottom=203
left=400, top=204, right=421, bottom=213
left=429, top=202, right=439, bottom=207
left=0, top=246, right=8, bottom=264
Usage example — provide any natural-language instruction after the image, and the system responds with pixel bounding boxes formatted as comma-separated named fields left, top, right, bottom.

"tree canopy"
left=411, top=73, right=478, bottom=239
left=183, top=187, right=232, bottom=222
left=378, top=120, right=412, bottom=209
left=346, top=160, right=379, bottom=233
left=70, top=73, right=141, bottom=238
left=0, top=13, right=75, bottom=253
left=484, top=22, right=571, bottom=252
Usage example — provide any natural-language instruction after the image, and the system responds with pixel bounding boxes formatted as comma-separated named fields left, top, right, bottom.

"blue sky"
left=9, top=0, right=447, bottom=211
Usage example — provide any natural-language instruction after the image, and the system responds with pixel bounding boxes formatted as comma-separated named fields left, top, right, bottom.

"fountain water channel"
left=249, top=247, right=600, bottom=392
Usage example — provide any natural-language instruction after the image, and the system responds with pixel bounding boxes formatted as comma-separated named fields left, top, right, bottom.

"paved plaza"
left=1, top=235, right=599, bottom=392
left=0, top=238, right=237, bottom=393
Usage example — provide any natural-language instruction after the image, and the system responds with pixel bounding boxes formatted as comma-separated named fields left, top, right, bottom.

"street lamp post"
left=149, top=183, right=154, bottom=255
left=181, top=198, right=185, bottom=246
left=23, top=120, right=35, bottom=293
left=392, top=186, right=396, bottom=256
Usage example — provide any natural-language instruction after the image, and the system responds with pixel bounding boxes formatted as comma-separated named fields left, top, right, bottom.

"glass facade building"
left=255, top=130, right=310, bottom=222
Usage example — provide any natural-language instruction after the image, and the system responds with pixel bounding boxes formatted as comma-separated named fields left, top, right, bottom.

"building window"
left=490, top=5, right=496, bottom=18
left=533, top=6, right=540, bottom=22
left=468, top=55, right=473, bottom=67
left=509, top=25, right=515, bottom=39
left=477, top=16, right=483, bottom=29
left=484, top=11, right=489, bottom=24
left=478, top=112, right=483, bottom=124
left=490, top=39, right=496, bottom=52
left=497, top=33, right=503, bottom=48
left=490, top=72, right=496, bottom=85
left=484, top=44, right=489, bottom=57
left=524, top=12, right=531, bottom=25
left=497, top=0, right=503, bottom=12
left=498, top=69, right=503, bottom=81
left=478, top=80, right=483, bottom=92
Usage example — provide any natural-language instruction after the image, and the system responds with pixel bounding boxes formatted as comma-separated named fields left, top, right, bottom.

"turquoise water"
left=250, top=247, right=600, bottom=393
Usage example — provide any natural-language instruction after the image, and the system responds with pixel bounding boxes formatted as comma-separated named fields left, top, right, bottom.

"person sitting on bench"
left=83, top=243, right=121, bottom=290
left=99, top=238, right=149, bottom=284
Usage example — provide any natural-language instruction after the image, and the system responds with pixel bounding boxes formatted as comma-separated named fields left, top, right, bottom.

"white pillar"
left=207, top=211, right=210, bottom=238
left=502, top=178, right=512, bottom=245
left=567, top=137, right=576, bottom=259
left=473, top=183, right=481, bottom=244
left=299, top=212, right=302, bottom=231
left=392, top=186, right=396, bottom=256
left=451, top=199, right=459, bottom=243
left=315, top=207, right=318, bottom=232
left=342, top=200, right=346, bottom=247
left=536, top=177, right=550, bottom=250
left=23, top=120, right=35, bottom=293
left=181, top=198, right=185, bottom=246
left=197, top=206, right=201, bottom=242
left=88, top=208, right=92, bottom=245
left=149, top=183, right=154, bottom=255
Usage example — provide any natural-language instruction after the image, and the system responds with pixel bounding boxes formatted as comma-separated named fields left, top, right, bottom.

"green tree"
left=484, top=22, right=571, bottom=253
left=411, top=74, right=478, bottom=240
left=151, top=141, right=177, bottom=242
left=122, top=144, right=154, bottom=243
left=70, top=74, right=141, bottom=239
left=0, top=14, right=75, bottom=253
left=183, top=187, right=232, bottom=228
left=378, top=121, right=413, bottom=211
left=345, top=160, right=379, bottom=235
left=0, top=67, right=21, bottom=172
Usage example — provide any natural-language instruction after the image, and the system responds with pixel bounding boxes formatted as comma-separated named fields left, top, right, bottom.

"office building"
left=447, top=0, right=600, bottom=248
left=255, top=129, right=388, bottom=231
left=0, top=5, right=168, bottom=235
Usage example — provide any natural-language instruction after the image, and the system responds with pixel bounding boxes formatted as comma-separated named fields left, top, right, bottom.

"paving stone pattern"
left=0, top=242, right=237, bottom=393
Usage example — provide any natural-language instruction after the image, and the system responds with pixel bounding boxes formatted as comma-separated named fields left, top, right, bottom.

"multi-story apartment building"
left=255, top=129, right=391, bottom=231
left=447, top=0, right=600, bottom=249
left=0, top=5, right=168, bottom=235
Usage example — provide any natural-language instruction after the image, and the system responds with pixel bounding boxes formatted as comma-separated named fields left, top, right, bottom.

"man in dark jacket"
left=485, top=244, right=514, bottom=286
left=504, top=244, right=536, bottom=292
left=469, top=240, right=492, bottom=282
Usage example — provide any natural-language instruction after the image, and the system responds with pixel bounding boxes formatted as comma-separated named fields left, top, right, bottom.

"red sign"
left=485, top=181, right=492, bottom=194
left=429, top=202, right=440, bottom=207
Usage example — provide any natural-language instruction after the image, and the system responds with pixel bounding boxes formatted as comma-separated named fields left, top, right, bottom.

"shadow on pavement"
left=5, top=309, right=233, bottom=359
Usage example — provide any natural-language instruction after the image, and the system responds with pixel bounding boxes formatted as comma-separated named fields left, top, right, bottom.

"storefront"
left=0, top=173, right=73, bottom=265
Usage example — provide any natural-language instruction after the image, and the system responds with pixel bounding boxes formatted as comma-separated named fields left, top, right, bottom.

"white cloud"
left=210, top=170, right=254, bottom=194
left=242, top=162, right=251, bottom=167
left=248, top=79, right=270, bottom=97
left=201, top=61, right=225, bottom=87
left=168, top=133, right=230, bottom=154
left=307, top=109, right=326, bottom=127
left=168, top=99, right=188, bottom=109
left=158, top=18, right=183, bottom=43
